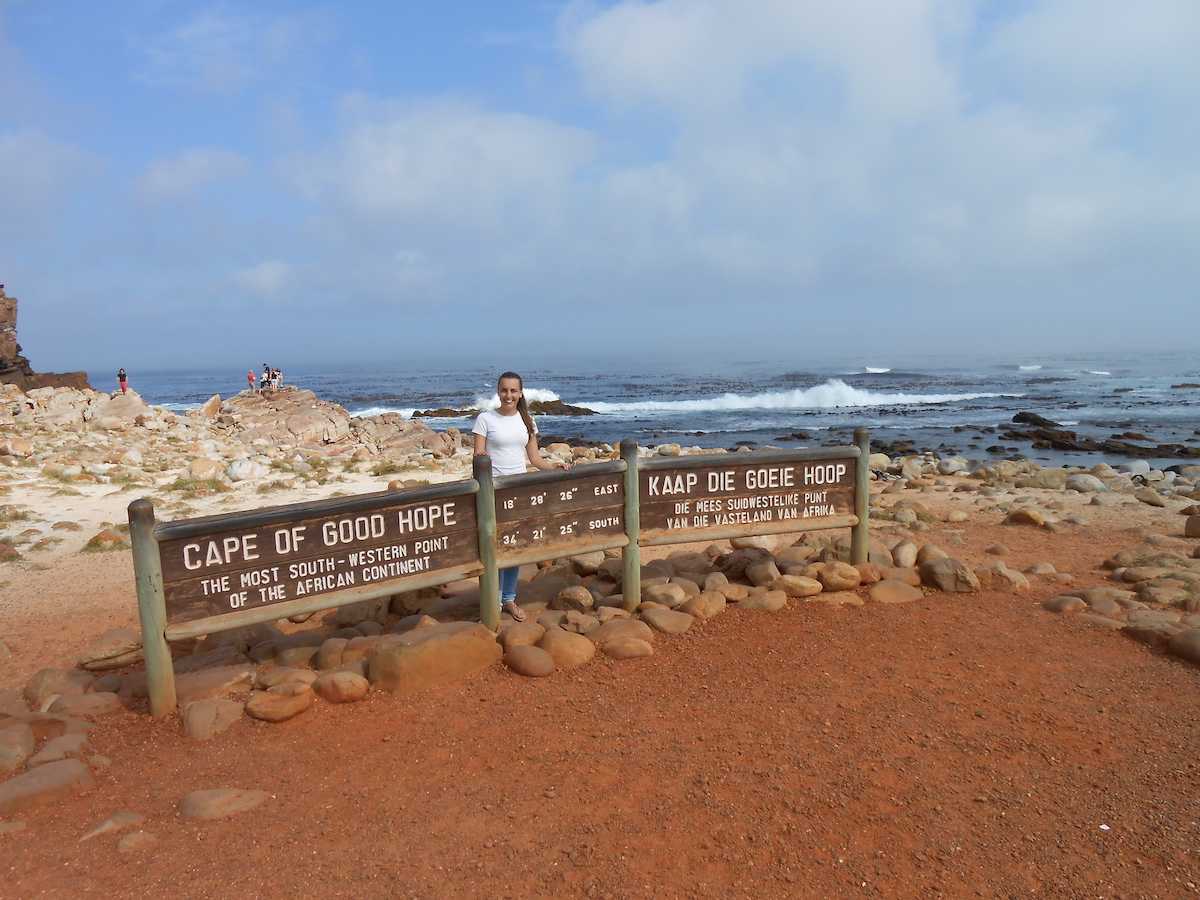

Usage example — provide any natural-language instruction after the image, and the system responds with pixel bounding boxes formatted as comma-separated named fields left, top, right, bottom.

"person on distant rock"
left=116, top=368, right=127, bottom=394
left=262, top=363, right=271, bottom=392
left=247, top=370, right=256, bottom=393
left=472, top=371, right=569, bottom=622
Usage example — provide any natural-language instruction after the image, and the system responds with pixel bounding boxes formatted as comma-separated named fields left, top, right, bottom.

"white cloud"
left=134, top=147, right=250, bottom=201
left=293, top=95, right=595, bottom=219
left=280, top=95, right=600, bottom=304
left=984, top=0, right=1200, bottom=98
left=135, top=4, right=330, bottom=93
left=232, top=260, right=294, bottom=300
left=549, top=0, right=1200, bottom=302
left=560, top=0, right=961, bottom=122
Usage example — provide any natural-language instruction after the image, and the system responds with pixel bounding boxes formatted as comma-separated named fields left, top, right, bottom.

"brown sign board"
left=158, top=493, right=478, bottom=625
left=639, top=457, right=855, bottom=540
left=496, top=471, right=625, bottom=563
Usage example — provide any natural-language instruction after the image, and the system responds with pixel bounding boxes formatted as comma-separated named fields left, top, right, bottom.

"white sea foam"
left=1086, top=370, right=1111, bottom=376
left=585, top=379, right=1017, bottom=414
left=1018, top=365, right=1042, bottom=371
left=473, top=388, right=561, bottom=409
left=863, top=367, right=891, bottom=374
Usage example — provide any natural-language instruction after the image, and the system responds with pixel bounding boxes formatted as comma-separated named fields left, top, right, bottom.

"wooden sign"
left=639, top=456, right=855, bottom=542
left=495, top=471, right=624, bottom=561
left=157, top=492, right=478, bottom=625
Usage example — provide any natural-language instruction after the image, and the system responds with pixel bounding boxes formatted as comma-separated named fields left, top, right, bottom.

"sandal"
left=503, top=601, right=527, bottom=622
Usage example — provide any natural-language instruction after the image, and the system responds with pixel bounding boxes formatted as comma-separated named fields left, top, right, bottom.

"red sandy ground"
left=2, top=494, right=1200, bottom=899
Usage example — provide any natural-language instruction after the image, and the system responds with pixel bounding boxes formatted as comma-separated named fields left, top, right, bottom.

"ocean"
left=110, top=351, right=1200, bottom=470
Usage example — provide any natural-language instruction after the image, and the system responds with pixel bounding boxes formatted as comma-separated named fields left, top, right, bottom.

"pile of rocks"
left=1042, top=533, right=1200, bottom=665
left=0, top=384, right=472, bottom=500
left=872, top=451, right=1200, bottom=668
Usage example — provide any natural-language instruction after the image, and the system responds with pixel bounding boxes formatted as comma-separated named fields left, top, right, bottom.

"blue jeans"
left=499, top=566, right=519, bottom=603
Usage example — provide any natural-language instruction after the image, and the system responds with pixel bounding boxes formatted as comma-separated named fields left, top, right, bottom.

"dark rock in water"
left=873, top=438, right=919, bottom=456
left=1012, top=412, right=1061, bottom=427
left=1002, top=424, right=1200, bottom=459
left=1172, top=383, right=1200, bottom=389
left=528, top=399, right=597, bottom=416
left=0, top=288, right=91, bottom=391
left=412, top=407, right=476, bottom=418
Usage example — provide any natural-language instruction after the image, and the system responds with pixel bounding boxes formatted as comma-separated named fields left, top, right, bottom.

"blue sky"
left=2, top=0, right=1198, bottom=374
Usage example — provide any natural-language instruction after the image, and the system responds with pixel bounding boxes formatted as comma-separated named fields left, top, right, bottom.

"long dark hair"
left=499, top=371, right=535, bottom=437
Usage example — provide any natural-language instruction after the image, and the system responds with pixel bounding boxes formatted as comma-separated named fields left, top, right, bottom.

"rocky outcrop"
left=1001, top=423, right=1200, bottom=459
left=221, top=389, right=353, bottom=447
left=2, top=384, right=165, bottom=430
left=0, top=288, right=91, bottom=391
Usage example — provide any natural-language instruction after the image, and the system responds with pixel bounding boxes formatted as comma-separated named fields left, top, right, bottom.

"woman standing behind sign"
left=473, top=371, right=568, bottom=622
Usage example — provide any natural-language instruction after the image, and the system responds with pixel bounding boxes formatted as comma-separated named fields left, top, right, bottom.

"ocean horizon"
left=98, top=349, right=1200, bottom=471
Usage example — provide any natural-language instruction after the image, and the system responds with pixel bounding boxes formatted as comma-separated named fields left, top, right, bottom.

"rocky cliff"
left=0, top=286, right=91, bottom=391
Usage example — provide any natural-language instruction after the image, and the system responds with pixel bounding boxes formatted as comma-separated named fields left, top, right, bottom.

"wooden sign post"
left=131, top=430, right=871, bottom=715
left=131, top=481, right=483, bottom=716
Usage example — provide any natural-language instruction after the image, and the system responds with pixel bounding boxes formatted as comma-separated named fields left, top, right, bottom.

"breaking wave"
left=351, top=388, right=564, bottom=420
left=354, top=405, right=418, bottom=418
left=586, top=379, right=1017, bottom=414
left=473, top=388, right=561, bottom=409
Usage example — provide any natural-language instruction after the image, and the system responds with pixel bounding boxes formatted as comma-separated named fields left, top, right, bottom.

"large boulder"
left=181, top=699, right=244, bottom=741
left=224, top=389, right=352, bottom=447
left=679, top=591, right=727, bottom=619
left=0, top=723, right=36, bottom=772
left=180, top=788, right=270, bottom=821
left=0, top=759, right=94, bottom=816
left=368, top=622, right=502, bottom=697
left=918, top=558, right=981, bottom=593
left=244, top=683, right=314, bottom=722
left=537, top=627, right=596, bottom=669
left=78, top=628, right=143, bottom=672
left=973, top=562, right=1031, bottom=593
left=1167, top=628, right=1200, bottom=665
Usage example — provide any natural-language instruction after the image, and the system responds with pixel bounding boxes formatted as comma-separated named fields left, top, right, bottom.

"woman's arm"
left=473, top=433, right=488, bottom=457
left=525, top=435, right=569, bottom=470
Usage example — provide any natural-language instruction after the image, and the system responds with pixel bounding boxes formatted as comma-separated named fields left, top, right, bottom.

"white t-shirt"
left=473, top=409, right=536, bottom=476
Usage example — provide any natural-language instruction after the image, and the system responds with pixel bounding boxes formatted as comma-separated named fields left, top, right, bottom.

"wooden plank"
left=494, top=469, right=624, bottom=560
left=495, top=472, right=623, bottom=523
left=639, top=455, right=856, bottom=540
left=158, top=492, right=479, bottom=625
left=496, top=504, right=625, bottom=563
left=163, top=562, right=484, bottom=642
left=164, top=528, right=478, bottom=624
left=639, top=514, right=860, bottom=548
left=152, top=480, right=477, bottom=541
